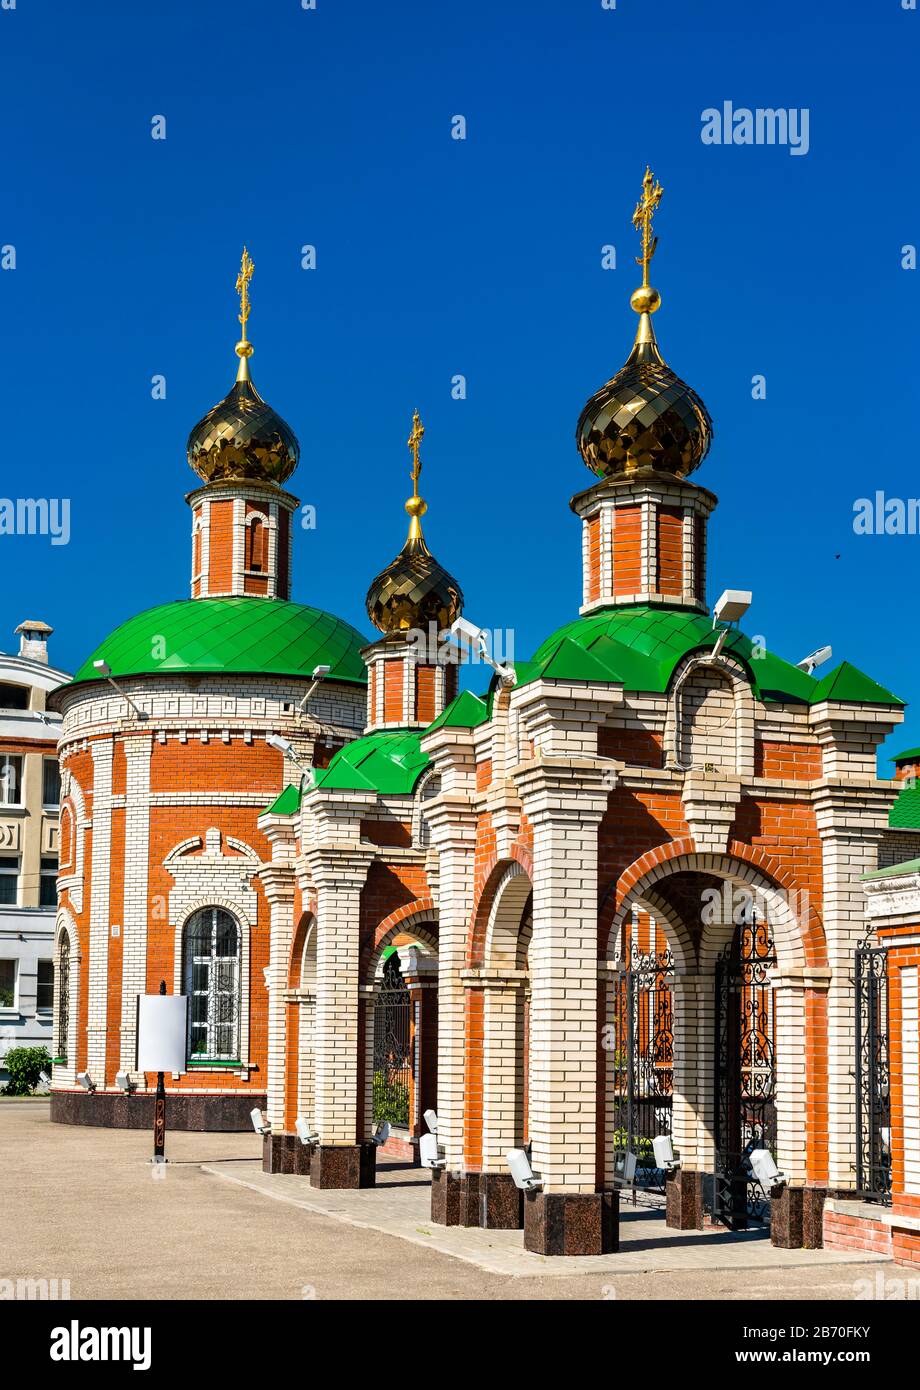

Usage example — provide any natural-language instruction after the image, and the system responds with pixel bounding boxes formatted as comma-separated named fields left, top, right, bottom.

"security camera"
left=114, top=1070, right=135, bottom=1094
left=76, top=1071, right=96, bottom=1092
left=373, top=1120, right=390, bottom=1147
left=295, top=1116, right=319, bottom=1146
left=419, top=1132, right=446, bottom=1169
left=267, top=734, right=293, bottom=755
left=448, top=617, right=516, bottom=686
left=507, top=1149, right=543, bottom=1192
left=795, top=645, right=833, bottom=675
left=312, top=664, right=331, bottom=679
left=712, top=589, right=752, bottom=625
left=250, top=1107, right=271, bottom=1136
left=423, top=1109, right=438, bottom=1134
left=749, top=1147, right=786, bottom=1189
left=92, top=659, right=113, bottom=677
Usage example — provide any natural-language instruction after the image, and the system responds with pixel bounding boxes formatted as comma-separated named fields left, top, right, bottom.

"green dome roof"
left=516, top=606, right=904, bottom=706
left=66, top=598, right=369, bottom=688
left=313, top=729, right=430, bottom=795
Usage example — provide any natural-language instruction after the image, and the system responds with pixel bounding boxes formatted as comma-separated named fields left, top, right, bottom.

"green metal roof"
left=891, top=747, right=920, bottom=763
left=66, top=598, right=369, bottom=688
left=863, top=856, right=920, bottom=880
left=516, top=606, right=904, bottom=707
left=312, top=728, right=430, bottom=796
left=262, top=784, right=301, bottom=817
left=425, top=688, right=494, bottom=734
left=889, top=786, right=920, bottom=830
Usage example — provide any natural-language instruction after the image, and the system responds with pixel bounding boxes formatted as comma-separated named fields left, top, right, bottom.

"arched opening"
left=605, top=851, right=823, bottom=1231
left=373, top=952, right=411, bottom=1128
left=183, top=907, right=242, bottom=1064
left=363, top=914, right=438, bottom=1150
left=472, top=862, right=532, bottom=1176
left=245, top=516, right=267, bottom=573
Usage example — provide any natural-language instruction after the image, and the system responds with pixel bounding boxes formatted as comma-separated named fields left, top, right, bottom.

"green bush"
left=3, top=1045, right=52, bottom=1096
left=372, top=1069, right=409, bottom=1127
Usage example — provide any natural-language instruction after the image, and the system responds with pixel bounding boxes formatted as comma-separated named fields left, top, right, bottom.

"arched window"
left=57, top=932, right=70, bottom=1062
left=183, top=908, right=241, bottom=1063
left=246, top=517, right=267, bottom=573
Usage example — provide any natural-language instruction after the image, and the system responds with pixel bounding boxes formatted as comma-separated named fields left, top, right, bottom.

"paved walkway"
left=0, top=1104, right=892, bottom=1300
left=205, top=1158, right=890, bottom=1278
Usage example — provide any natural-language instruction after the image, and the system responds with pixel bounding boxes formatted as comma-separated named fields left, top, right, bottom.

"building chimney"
left=15, top=619, right=53, bottom=665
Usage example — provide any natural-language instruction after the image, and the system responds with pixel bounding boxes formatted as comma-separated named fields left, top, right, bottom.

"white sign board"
left=136, top=994, right=188, bottom=1073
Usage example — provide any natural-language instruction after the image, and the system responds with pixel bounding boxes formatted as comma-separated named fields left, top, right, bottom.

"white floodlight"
left=114, top=1070, right=135, bottom=1094
left=448, top=617, right=516, bottom=687
left=250, top=1107, right=271, bottom=1136
left=419, top=1132, right=445, bottom=1169
left=615, top=1150, right=638, bottom=1186
left=713, top=589, right=752, bottom=626
left=423, top=1108, right=438, bottom=1134
left=652, top=1135, right=679, bottom=1173
left=749, top=1147, right=786, bottom=1189
left=267, top=734, right=315, bottom=789
left=373, top=1120, right=391, bottom=1147
left=507, top=1148, right=543, bottom=1192
left=76, top=1070, right=96, bottom=1092
left=795, top=645, right=833, bottom=675
left=295, top=1116, right=319, bottom=1146
left=299, top=664, right=332, bottom=713
left=92, top=660, right=148, bottom=720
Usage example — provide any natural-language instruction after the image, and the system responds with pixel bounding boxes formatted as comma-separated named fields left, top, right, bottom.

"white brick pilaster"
left=86, top=739, right=114, bottom=1079
left=119, top=736, right=152, bottom=1074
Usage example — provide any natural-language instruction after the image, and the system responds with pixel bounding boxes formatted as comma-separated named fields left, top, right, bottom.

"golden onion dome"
left=187, top=247, right=300, bottom=488
left=187, top=377, right=299, bottom=487
left=576, top=168, right=713, bottom=480
left=365, top=411, right=464, bottom=635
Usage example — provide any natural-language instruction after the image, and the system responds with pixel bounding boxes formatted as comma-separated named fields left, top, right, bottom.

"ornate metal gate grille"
left=714, top=915, right=777, bottom=1228
left=855, top=943, right=891, bottom=1203
left=612, top=943, right=674, bottom=1191
left=373, top=953, right=411, bottom=1128
left=57, top=934, right=70, bottom=1062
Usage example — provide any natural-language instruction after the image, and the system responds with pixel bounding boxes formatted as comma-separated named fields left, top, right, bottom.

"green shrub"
left=3, top=1045, right=52, bottom=1096
left=372, top=1070, right=409, bottom=1126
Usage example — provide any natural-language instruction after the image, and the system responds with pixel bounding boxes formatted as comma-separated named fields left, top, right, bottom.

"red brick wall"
left=612, top=506, right=642, bottom=596
left=586, top=513, right=601, bottom=604
left=207, top=499, right=234, bottom=592
left=754, top=741, right=822, bottom=779
left=598, top=726, right=663, bottom=768
left=415, top=665, right=436, bottom=725
left=383, top=662, right=402, bottom=723
left=657, top=506, right=683, bottom=596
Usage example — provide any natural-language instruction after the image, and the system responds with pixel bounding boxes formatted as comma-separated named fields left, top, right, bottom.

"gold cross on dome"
left=235, top=247, right=255, bottom=337
left=407, top=409, right=425, bottom=493
left=632, top=166, right=663, bottom=287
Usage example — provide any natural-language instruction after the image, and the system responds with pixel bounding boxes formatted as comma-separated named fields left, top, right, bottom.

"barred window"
left=57, top=934, right=70, bottom=1060
left=183, top=908, right=241, bottom=1064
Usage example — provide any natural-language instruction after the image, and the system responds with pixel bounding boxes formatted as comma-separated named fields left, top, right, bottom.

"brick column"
left=259, top=864, right=296, bottom=1134
left=305, top=844, right=376, bottom=1188
left=515, top=759, right=614, bottom=1255
left=419, top=727, right=477, bottom=1226
left=86, top=738, right=114, bottom=1081
left=119, top=735, right=152, bottom=1077
left=814, top=783, right=892, bottom=1187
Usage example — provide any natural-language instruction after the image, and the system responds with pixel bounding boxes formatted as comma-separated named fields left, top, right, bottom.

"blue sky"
left=1, top=0, right=917, bottom=764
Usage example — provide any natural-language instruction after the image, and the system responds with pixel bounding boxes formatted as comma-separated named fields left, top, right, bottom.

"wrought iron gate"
left=713, top=915, right=777, bottom=1228
left=612, top=943, right=674, bottom=1190
left=855, top=943, right=891, bottom=1203
left=373, top=953, right=411, bottom=1128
